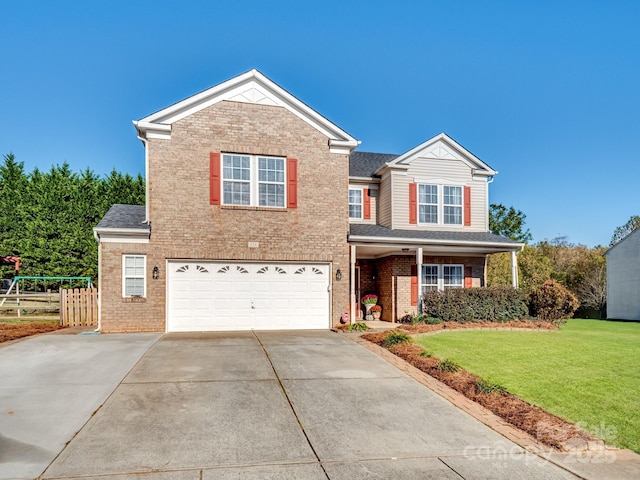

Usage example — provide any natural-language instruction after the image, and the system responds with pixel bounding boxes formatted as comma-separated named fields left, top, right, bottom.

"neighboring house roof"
left=349, top=224, right=521, bottom=249
left=604, top=226, right=640, bottom=256
left=134, top=69, right=360, bottom=155
left=375, top=132, right=497, bottom=177
left=94, top=204, right=150, bottom=242
left=349, top=152, right=398, bottom=178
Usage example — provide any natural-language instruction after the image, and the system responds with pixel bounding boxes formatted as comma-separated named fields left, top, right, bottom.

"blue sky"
left=2, top=1, right=638, bottom=247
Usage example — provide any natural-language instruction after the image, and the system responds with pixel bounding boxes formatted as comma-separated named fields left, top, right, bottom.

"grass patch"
left=415, top=319, right=640, bottom=452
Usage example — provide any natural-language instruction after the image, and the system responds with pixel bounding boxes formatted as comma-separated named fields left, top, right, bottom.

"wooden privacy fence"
left=60, top=288, right=98, bottom=327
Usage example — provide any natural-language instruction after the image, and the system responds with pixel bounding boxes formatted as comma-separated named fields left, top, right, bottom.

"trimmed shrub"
left=422, top=287, right=528, bottom=322
left=527, top=279, right=579, bottom=326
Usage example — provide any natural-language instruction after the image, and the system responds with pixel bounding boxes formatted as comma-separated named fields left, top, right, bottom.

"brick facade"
left=359, top=255, right=486, bottom=323
left=100, top=101, right=350, bottom=332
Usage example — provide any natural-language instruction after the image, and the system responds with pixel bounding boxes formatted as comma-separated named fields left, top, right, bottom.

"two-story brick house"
left=94, top=69, right=521, bottom=332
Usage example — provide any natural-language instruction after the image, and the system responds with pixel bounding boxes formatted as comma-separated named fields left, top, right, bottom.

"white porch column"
left=510, top=250, right=519, bottom=288
left=350, top=245, right=357, bottom=323
left=416, top=247, right=423, bottom=312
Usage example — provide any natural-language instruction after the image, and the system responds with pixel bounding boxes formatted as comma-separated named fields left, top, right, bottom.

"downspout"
left=136, top=130, right=150, bottom=224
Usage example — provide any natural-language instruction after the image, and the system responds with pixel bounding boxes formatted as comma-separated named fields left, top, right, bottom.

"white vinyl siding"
left=390, top=154, right=487, bottom=231
left=222, top=154, right=285, bottom=207
left=123, top=255, right=146, bottom=297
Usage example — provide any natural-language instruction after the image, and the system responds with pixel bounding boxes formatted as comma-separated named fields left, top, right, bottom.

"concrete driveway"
left=0, top=332, right=161, bottom=480
left=28, top=330, right=586, bottom=479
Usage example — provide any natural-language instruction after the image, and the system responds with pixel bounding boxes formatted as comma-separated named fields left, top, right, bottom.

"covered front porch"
left=348, top=225, right=523, bottom=323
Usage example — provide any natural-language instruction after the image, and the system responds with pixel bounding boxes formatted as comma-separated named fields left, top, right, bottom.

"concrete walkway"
left=35, top=330, right=597, bottom=479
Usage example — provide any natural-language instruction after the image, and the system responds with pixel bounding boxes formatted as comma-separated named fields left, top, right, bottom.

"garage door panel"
left=167, top=261, right=330, bottom=332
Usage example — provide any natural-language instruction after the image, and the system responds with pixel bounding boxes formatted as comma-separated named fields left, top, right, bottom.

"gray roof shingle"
left=96, top=204, right=149, bottom=231
left=349, top=224, right=521, bottom=245
left=349, top=152, right=398, bottom=177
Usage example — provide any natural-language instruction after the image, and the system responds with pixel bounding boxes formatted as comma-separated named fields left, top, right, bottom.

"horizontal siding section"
left=606, top=231, right=640, bottom=320
left=391, top=158, right=487, bottom=231
left=378, top=171, right=392, bottom=228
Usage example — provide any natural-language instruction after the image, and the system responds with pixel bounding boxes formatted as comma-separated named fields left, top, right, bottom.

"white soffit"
left=134, top=69, right=359, bottom=152
left=377, top=133, right=497, bottom=176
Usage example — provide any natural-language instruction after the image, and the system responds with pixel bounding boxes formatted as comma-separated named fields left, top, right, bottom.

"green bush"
left=527, top=279, right=579, bottom=326
left=382, top=332, right=412, bottom=348
left=422, top=287, right=528, bottom=322
left=476, top=378, right=508, bottom=395
left=347, top=322, right=368, bottom=332
left=436, top=358, right=461, bottom=373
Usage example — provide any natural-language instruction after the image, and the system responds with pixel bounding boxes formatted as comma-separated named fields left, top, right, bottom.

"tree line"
left=0, top=153, right=144, bottom=285
left=488, top=204, right=639, bottom=318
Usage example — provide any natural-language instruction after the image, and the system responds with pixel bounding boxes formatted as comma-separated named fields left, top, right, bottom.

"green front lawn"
left=415, top=319, right=640, bottom=452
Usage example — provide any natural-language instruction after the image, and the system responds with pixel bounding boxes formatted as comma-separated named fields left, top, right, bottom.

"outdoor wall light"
left=401, top=248, right=409, bottom=253
left=152, top=266, right=159, bottom=280
left=335, top=269, right=342, bottom=281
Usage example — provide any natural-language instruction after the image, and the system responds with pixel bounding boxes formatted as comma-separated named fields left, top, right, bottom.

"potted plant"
left=370, top=304, right=382, bottom=320
left=361, top=294, right=378, bottom=320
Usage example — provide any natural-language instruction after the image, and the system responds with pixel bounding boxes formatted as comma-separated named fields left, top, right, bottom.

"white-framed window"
left=421, top=264, right=464, bottom=291
left=443, top=186, right=462, bottom=225
left=123, top=254, right=146, bottom=297
left=349, top=188, right=363, bottom=219
left=222, top=153, right=285, bottom=207
left=421, top=264, right=438, bottom=294
left=418, top=184, right=438, bottom=223
left=417, top=183, right=463, bottom=226
left=443, top=265, right=464, bottom=289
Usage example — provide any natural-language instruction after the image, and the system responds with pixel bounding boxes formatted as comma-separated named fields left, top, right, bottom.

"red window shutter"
left=410, top=264, right=418, bottom=305
left=464, top=186, right=471, bottom=226
left=464, top=266, right=473, bottom=288
left=363, top=188, right=371, bottom=219
left=210, top=152, right=221, bottom=205
left=287, top=158, right=298, bottom=208
left=411, top=276, right=418, bottom=305
left=409, top=183, right=417, bottom=224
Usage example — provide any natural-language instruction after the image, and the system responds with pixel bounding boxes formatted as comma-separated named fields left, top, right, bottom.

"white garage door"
left=167, top=261, right=331, bottom=332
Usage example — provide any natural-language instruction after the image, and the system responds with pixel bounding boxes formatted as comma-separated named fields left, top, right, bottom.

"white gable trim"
left=375, top=133, right=497, bottom=176
left=134, top=69, right=359, bottom=153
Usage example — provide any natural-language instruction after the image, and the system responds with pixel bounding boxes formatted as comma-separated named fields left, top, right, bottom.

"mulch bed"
left=362, top=325, right=598, bottom=451
left=399, top=319, right=558, bottom=334
left=0, top=322, right=65, bottom=343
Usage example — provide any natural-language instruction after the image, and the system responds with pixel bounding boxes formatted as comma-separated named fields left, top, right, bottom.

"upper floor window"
left=222, top=154, right=285, bottom=207
left=123, top=254, right=145, bottom=297
left=443, top=186, right=462, bottom=225
left=416, top=183, right=463, bottom=225
left=418, top=185, right=438, bottom=223
left=349, top=188, right=362, bottom=219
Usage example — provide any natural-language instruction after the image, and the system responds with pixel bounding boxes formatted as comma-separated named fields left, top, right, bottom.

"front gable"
left=134, top=69, right=359, bottom=154
left=377, top=133, right=497, bottom=178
